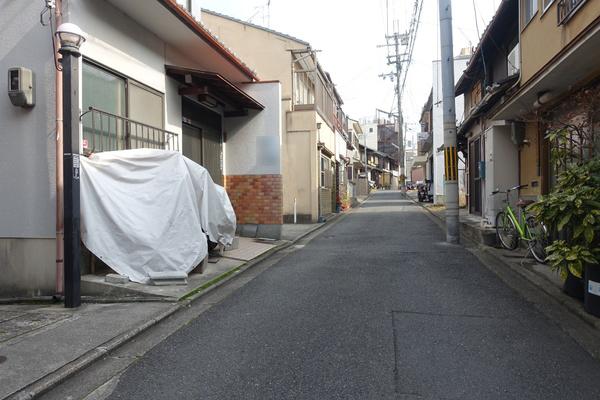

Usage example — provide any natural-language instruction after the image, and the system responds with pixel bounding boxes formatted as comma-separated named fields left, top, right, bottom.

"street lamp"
left=56, top=23, right=86, bottom=308
left=56, top=23, right=86, bottom=55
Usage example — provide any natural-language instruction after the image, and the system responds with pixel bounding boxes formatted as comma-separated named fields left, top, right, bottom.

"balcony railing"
left=80, top=107, right=179, bottom=153
left=557, top=0, right=587, bottom=25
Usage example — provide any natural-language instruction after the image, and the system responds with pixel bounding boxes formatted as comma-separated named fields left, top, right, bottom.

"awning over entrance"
left=166, top=65, right=264, bottom=116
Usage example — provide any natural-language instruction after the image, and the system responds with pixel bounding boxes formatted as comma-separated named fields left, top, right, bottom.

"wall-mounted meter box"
left=8, top=67, right=35, bottom=107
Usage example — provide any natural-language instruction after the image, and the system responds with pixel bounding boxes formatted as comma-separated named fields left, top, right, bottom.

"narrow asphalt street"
left=104, top=191, right=600, bottom=399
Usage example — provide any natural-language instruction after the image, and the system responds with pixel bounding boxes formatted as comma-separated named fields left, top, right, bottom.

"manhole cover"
left=0, top=356, right=7, bottom=364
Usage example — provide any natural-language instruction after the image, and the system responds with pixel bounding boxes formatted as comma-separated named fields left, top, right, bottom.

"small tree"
left=529, top=85, right=600, bottom=279
left=530, top=159, right=600, bottom=278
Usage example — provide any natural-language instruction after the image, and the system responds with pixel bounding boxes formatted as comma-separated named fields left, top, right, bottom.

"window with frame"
left=82, top=61, right=164, bottom=152
left=338, top=163, right=345, bottom=184
left=542, top=0, right=554, bottom=12
left=294, top=68, right=315, bottom=106
left=320, top=156, right=327, bottom=187
left=522, top=0, right=538, bottom=25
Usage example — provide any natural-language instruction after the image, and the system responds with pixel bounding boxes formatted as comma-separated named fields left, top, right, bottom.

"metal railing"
left=557, top=0, right=587, bottom=25
left=80, top=107, right=179, bottom=153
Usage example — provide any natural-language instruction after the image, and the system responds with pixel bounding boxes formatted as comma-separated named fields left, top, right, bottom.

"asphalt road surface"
left=105, top=191, right=600, bottom=399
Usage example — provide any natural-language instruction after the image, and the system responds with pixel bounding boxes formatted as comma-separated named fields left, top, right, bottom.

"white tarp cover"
left=80, top=149, right=236, bottom=284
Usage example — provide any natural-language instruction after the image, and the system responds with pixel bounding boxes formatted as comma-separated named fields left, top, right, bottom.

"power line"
left=399, top=0, right=424, bottom=100
left=472, top=0, right=481, bottom=38
left=377, top=0, right=425, bottom=189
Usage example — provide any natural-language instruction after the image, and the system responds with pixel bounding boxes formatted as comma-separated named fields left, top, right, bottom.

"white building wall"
left=0, top=2, right=57, bottom=238
left=358, top=122, right=378, bottom=150
left=223, top=82, right=282, bottom=176
left=483, top=124, right=519, bottom=225
left=335, top=131, right=347, bottom=160
left=432, top=56, right=469, bottom=204
left=0, top=1, right=58, bottom=296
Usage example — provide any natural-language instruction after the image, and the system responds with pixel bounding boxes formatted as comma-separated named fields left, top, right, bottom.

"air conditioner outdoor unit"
left=507, top=44, right=520, bottom=76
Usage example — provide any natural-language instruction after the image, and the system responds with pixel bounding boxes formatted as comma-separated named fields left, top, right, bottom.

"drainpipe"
left=317, top=122, right=322, bottom=222
left=505, top=0, right=523, bottom=193
left=55, top=0, right=64, bottom=297
left=505, top=0, right=522, bottom=100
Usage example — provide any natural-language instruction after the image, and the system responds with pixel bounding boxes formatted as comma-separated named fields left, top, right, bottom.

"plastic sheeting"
left=80, top=149, right=236, bottom=284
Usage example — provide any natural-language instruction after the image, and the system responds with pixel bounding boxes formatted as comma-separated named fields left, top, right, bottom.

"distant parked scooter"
left=417, top=180, right=433, bottom=203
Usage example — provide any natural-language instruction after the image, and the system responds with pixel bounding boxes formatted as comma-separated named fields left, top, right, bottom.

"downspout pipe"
left=504, top=0, right=522, bottom=97
left=55, top=0, right=64, bottom=297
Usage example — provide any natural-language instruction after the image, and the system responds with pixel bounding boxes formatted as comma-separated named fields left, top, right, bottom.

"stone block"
left=256, top=224, right=282, bottom=240
left=105, top=274, right=129, bottom=285
left=191, top=257, right=208, bottom=274
left=240, top=224, right=258, bottom=238
left=226, top=237, right=240, bottom=251
left=148, top=271, right=188, bottom=286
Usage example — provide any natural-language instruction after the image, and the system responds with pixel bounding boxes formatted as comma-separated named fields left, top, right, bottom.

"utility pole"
left=438, top=0, right=460, bottom=244
left=379, top=31, right=406, bottom=193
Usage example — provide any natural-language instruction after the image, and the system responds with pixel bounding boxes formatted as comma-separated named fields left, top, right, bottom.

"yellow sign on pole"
left=444, top=146, right=458, bottom=182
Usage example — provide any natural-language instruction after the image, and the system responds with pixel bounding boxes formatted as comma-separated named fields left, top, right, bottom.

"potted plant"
left=530, top=152, right=600, bottom=311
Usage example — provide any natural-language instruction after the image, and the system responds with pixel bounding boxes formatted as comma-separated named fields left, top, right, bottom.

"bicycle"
left=492, top=184, right=548, bottom=264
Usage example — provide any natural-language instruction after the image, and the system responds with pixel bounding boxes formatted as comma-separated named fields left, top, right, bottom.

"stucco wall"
left=483, top=125, right=519, bottom=224
left=284, top=110, right=318, bottom=221
left=201, top=11, right=308, bottom=99
left=316, top=113, right=336, bottom=155
left=359, top=123, right=378, bottom=150
left=223, top=82, right=284, bottom=226
left=520, top=0, right=600, bottom=84
left=224, top=82, right=282, bottom=175
left=0, top=2, right=58, bottom=297
left=0, top=239, right=56, bottom=297
left=0, top=1, right=57, bottom=239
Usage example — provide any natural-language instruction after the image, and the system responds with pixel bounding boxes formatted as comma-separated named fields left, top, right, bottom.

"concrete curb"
left=3, top=209, right=349, bottom=400
left=407, top=194, right=600, bottom=331
left=5, top=304, right=182, bottom=400
left=477, top=245, right=600, bottom=331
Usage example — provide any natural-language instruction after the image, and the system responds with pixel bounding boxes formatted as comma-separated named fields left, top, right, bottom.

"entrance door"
left=181, top=98, right=223, bottom=185
left=182, top=124, right=202, bottom=165
left=201, top=127, right=223, bottom=185
left=469, top=137, right=482, bottom=215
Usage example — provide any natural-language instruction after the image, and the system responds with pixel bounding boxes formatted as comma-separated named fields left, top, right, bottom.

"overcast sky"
left=200, top=0, right=500, bottom=134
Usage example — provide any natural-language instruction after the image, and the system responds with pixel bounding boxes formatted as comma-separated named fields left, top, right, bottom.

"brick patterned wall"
left=224, top=175, right=283, bottom=225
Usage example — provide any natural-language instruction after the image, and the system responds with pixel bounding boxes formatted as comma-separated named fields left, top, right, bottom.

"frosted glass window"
left=82, top=62, right=126, bottom=151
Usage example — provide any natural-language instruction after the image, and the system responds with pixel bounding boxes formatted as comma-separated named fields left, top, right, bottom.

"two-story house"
left=412, top=91, right=434, bottom=185
left=493, top=0, right=600, bottom=198
left=201, top=9, right=352, bottom=225
left=455, top=0, right=521, bottom=224
left=0, top=0, right=278, bottom=297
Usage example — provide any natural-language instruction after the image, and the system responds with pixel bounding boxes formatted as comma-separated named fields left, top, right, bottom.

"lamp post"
left=56, top=23, right=86, bottom=308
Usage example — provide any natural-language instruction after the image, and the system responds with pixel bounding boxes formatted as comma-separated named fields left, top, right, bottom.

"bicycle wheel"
left=526, top=216, right=548, bottom=264
left=496, top=211, right=519, bottom=250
